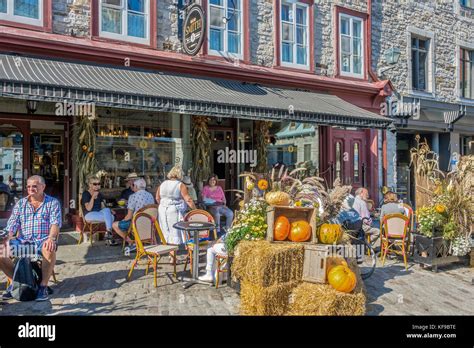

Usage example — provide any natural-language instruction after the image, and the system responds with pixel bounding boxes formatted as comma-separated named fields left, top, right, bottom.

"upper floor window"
left=99, top=0, right=149, bottom=44
left=460, top=0, right=473, bottom=8
left=339, top=14, right=364, bottom=77
left=280, top=1, right=309, bottom=69
left=460, top=48, right=473, bottom=99
left=411, top=37, right=430, bottom=91
left=208, top=0, right=242, bottom=59
left=0, top=0, right=43, bottom=26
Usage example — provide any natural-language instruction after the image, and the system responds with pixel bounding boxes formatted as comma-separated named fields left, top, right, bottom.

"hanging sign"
left=182, top=4, right=206, bottom=56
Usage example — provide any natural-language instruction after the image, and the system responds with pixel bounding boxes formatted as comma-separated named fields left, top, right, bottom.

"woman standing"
left=156, top=166, right=196, bottom=246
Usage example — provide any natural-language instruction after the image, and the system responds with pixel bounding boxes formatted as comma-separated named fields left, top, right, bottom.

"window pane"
left=296, top=26, right=306, bottom=45
left=281, top=4, right=290, bottom=21
left=282, top=42, right=292, bottom=63
left=228, top=0, right=240, bottom=10
left=210, top=28, right=223, bottom=51
left=104, top=0, right=122, bottom=5
left=335, top=142, right=342, bottom=180
left=128, top=12, right=145, bottom=38
left=282, top=22, right=293, bottom=42
left=228, top=32, right=240, bottom=54
left=296, top=6, right=306, bottom=25
left=352, top=19, right=362, bottom=38
left=128, top=0, right=144, bottom=13
left=418, top=50, right=427, bottom=90
left=353, top=37, right=361, bottom=56
left=210, top=6, right=225, bottom=27
left=353, top=56, right=362, bottom=74
left=354, top=143, right=359, bottom=182
left=412, top=48, right=419, bottom=89
left=102, top=7, right=122, bottom=34
left=14, top=0, right=39, bottom=19
left=0, top=0, right=6, bottom=13
left=227, top=9, right=240, bottom=32
left=210, top=0, right=223, bottom=5
left=412, top=37, right=418, bottom=48
left=342, top=54, right=351, bottom=72
left=297, top=46, right=307, bottom=65
left=341, top=17, right=350, bottom=35
left=420, top=39, right=429, bottom=50
left=341, top=36, right=351, bottom=53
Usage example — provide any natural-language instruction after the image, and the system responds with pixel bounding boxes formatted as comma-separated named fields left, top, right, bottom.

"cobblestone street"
left=0, top=238, right=472, bottom=316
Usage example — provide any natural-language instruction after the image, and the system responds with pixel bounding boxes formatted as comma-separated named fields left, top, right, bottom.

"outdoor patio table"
left=173, top=220, right=216, bottom=289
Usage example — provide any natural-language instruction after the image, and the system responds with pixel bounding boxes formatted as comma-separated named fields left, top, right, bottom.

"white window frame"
left=0, top=0, right=43, bottom=26
left=339, top=13, right=364, bottom=78
left=207, top=0, right=243, bottom=60
left=99, top=0, right=150, bottom=45
left=280, top=1, right=309, bottom=70
left=406, top=27, right=435, bottom=97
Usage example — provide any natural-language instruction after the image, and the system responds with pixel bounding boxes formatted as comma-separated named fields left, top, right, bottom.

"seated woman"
left=82, top=175, right=115, bottom=244
left=201, top=174, right=233, bottom=233
left=380, top=191, right=405, bottom=221
left=198, top=234, right=227, bottom=283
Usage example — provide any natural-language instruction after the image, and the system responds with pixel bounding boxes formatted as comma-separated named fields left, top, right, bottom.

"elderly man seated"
left=352, top=187, right=380, bottom=246
left=0, top=175, right=61, bottom=301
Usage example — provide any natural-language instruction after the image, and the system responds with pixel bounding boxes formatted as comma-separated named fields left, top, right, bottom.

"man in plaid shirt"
left=0, top=175, right=61, bottom=301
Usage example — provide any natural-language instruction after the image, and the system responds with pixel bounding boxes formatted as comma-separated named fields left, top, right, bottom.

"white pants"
left=205, top=243, right=227, bottom=272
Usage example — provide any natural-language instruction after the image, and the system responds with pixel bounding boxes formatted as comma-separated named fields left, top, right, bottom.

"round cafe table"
left=173, top=220, right=216, bottom=289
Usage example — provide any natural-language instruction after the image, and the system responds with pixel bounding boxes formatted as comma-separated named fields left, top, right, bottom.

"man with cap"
left=120, top=173, right=139, bottom=201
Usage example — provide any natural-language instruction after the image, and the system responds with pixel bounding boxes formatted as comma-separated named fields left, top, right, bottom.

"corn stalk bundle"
left=191, top=116, right=211, bottom=189
left=75, top=115, right=98, bottom=193
left=255, top=121, right=272, bottom=173
left=320, top=178, right=352, bottom=222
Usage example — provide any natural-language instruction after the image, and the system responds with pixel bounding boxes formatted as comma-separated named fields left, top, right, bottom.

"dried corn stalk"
left=191, top=116, right=211, bottom=190
left=74, top=115, right=98, bottom=193
left=255, top=121, right=272, bottom=173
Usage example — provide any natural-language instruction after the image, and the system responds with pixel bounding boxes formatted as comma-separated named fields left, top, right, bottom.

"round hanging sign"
left=182, top=4, right=206, bottom=56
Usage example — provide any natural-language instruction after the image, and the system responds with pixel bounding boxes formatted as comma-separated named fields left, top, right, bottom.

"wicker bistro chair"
left=215, top=252, right=228, bottom=289
left=121, top=204, right=159, bottom=251
left=380, top=213, right=411, bottom=270
left=401, top=203, right=416, bottom=255
left=126, top=212, right=178, bottom=287
left=78, top=198, right=107, bottom=245
left=182, top=210, right=218, bottom=276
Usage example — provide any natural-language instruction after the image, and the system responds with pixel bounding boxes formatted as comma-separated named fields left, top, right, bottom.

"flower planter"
left=413, top=234, right=469, bottom=272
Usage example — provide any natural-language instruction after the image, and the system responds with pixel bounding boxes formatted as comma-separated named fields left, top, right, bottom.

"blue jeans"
left=209, top=206, right=234, bottom=232
left=85, top=208, right=115, bottom=231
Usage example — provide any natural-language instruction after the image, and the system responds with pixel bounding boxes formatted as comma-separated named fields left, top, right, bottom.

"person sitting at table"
left=120, top=173, right=139, bottom=201
left=183, top=176, right=197, bottom=203
left=201, top=174, right=234, bottom=234
left=380, top=191, right=405, bottom=221
left=82, top=175, right=115, bottom=245
left=112, top=178, right=155, bottom=253
left=352, top=187, right=380, bottom=246
left=198, top=233, right=228, bottom=283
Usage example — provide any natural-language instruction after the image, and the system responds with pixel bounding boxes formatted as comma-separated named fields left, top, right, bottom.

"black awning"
left=0, top=54, right=391, bottom=128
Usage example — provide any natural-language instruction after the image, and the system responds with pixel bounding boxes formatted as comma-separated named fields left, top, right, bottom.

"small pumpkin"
left=274, top=216, right=290, bottom=241
left=318, top=223, right=342, bottom=244
left=327, top=265, right=357, bottom=293
left=289, top=220, right=311, bottom=242
left=435, top=204, right=446, bottom=214
left=265, top=191, right=291, bottom=206
left=257, top=179, right=269, bottom=191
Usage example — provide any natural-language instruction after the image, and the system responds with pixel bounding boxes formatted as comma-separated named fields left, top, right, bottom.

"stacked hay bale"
left=232, top=240, right=304, bottom=315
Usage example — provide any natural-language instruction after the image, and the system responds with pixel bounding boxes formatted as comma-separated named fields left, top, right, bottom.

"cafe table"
left=173, top=220, right=216, bottom=289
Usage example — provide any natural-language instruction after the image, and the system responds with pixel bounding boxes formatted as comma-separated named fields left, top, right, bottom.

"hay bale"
left=232, top=240, right=304, bottom=287
left=287, top=260, right=366, bottom=316
left=240, top=280, right=300, bottom=316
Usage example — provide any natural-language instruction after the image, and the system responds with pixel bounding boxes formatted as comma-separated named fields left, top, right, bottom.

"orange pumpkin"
left=318, top=223, right=342, bottom=244
left=257, top=179, right=269, bottom=191
left=289, top=220, right=312, bottom=242
left=274, top=216, right=290, bottom=241
left=327, top=265, right=357, bottom=293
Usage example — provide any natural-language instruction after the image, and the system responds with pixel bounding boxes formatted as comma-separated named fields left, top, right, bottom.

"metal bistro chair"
left=380, top=213, right=411, bottom=270
left=126, top=212, right=178, bottom=287
left=121, top=204, right=159, bottom=251
left=78, top=198, right=107, bottom=245
left=183, top=210, right=218, bottom=276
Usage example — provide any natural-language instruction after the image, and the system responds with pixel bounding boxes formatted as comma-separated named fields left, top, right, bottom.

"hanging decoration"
left=75, top=115, right=98, bottom=193
left=191, top=116, right=212, bottom=190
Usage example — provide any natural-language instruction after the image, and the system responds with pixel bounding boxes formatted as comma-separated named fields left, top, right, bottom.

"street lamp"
left=378, top=47, right=401, bottom=76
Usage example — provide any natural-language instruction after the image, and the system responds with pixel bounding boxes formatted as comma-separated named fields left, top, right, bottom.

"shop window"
left=280, top=1, right=309, bottom=69
left=99, top=0, right=150, bottom=44
left=0, top=0, right=43, bottom=26
left=411, top=36, right=430, bottom=91
left=460, top=48, right=473, bottom=99
left=339, top=13, right=364, bottom=77
left=208, top=0, right=243, bottom=59
left=460, top=0, right=473, bottom=9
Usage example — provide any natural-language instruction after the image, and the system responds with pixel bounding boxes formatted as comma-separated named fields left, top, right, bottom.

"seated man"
left=352, top=187, right=380, bottom=245
left=0, top=175, right=61, bottom=301
left=112, top=178, right=155, bottom=253
left=201, top=174, right=233, bottom=234
left=120, top=173, right=138, bottom=201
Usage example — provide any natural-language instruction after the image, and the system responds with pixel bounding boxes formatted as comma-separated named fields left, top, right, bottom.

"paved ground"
left=0, top=238, right=472, bottom=315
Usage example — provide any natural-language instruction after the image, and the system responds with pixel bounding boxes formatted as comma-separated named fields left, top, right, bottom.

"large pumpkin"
left=274, top=216, right=290, bottom=241
left=289, top=220, right=312, bottom=242
left=318, top=223, right=343, bottom=244
left=265, top=191, right=291, bottom=206
left=326, top=257, right=348, bottom=274
left=327, top=265, right=357, bottom=293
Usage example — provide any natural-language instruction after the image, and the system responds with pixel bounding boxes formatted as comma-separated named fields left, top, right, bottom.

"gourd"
left=265, top=191, right=291, bottom=206
left=327, top=265, right=357, bottom=293
left=274, top=216, right=290, bottom=241
left=289, top=220, right=312, bottom=242
left=318, top=223, right=343, bottom=244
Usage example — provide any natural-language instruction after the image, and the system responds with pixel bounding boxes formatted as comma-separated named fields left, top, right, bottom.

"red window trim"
left=91, top=0, right=157, bottom=49
left=0, top=0, right=52, bottom=32
left=273, top=0, right=315, bottom=73
left=201, top=0, right=251, bottom=64
left=334, top=5, right=368, bottom=80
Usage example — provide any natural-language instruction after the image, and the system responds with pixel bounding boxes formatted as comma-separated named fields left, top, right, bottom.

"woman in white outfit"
left=156, top=166, right=196, bottom=254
